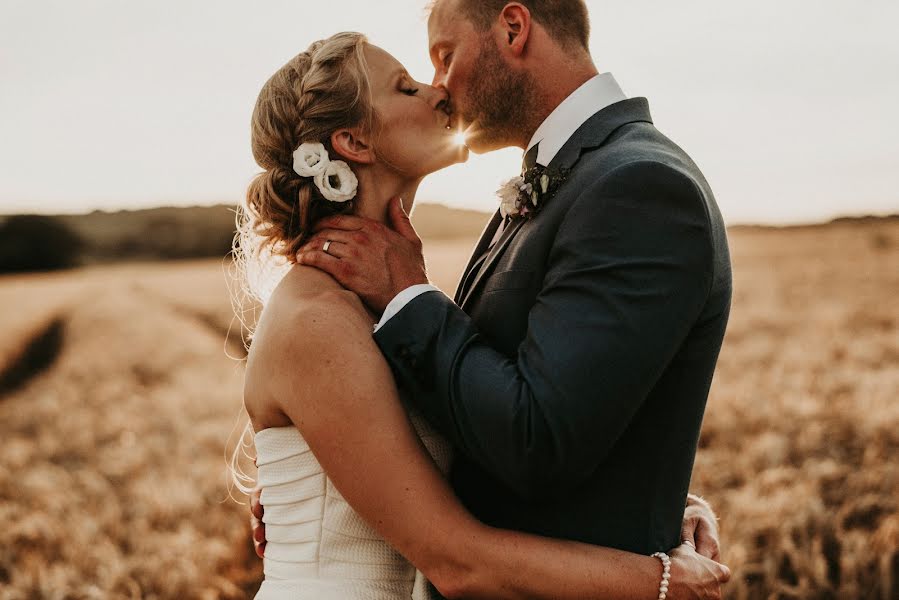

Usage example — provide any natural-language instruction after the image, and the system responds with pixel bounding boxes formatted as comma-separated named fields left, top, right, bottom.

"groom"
left=256, top=0, right=730, bottom=566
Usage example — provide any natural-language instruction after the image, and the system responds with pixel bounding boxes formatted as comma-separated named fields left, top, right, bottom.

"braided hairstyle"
left=227, top=33, right=375, bottom=495
left=238, top=32, right=374, bottom=262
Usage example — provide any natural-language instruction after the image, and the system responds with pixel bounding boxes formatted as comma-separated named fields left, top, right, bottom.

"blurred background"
left=1, top=1, right=896, bottom=598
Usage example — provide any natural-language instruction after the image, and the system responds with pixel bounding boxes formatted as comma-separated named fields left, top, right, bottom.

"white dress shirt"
left=526, top=72, right=626, bottom=166
left=373, top=73, right=627, bottom=333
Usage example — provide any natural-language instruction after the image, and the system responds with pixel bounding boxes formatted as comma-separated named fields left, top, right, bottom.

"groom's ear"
left=330, top=128, right=374, bottom=165
left=498, top=3, right=532, bottom=57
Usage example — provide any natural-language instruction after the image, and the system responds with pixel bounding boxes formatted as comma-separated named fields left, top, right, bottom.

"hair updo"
left=237, top=32, right=374, bottom=264
left=227, top=34, right=375, bottom=487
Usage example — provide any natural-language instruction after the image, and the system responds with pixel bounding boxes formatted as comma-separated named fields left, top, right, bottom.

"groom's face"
left=428, top=1, right=530, bottom=153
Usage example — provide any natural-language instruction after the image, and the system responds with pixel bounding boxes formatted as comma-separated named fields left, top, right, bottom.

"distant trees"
left=0, top=206, right=240, bottom=273
left=60, top=205, right=238, bottom=262
left=0, top=215, right=84, bottom=273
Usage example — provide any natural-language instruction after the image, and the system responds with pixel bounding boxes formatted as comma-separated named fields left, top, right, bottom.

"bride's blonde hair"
left=227, top=32, right=375, bottom=497
left=234, top=31, right=374, bottom=304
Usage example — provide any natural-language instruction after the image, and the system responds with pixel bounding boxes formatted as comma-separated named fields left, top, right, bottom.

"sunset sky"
left=1, top=0, right=897, bottom=224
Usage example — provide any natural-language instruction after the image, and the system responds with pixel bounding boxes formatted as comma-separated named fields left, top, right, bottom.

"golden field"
left=0, top=217, right=896, bottom=599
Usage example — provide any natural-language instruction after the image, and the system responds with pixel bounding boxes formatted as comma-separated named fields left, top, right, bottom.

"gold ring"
left=322, top=240, right=333, bottom=255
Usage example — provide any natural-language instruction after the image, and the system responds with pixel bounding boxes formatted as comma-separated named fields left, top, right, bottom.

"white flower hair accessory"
left=291, top=141, right=358, bottom=203
left=292, top=142, right=330, bottom=177
left=314, top=160, right=358, bottom=203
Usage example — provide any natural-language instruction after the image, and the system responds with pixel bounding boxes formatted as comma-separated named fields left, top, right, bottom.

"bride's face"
left=365, top=44, right=468, bottom=177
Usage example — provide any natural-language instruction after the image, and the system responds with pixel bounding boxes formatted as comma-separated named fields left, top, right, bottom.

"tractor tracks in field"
left=0, top=314, right=68, bottom=397
left=0, top=277, right=246, bottom=399
left=131, top=283, right=249, bottom=360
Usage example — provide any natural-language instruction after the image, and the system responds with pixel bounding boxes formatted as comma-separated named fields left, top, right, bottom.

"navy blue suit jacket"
left=375, top=98, right=732, bottom=554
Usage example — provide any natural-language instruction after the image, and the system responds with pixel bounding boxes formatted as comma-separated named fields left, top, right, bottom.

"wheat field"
left=0, top=220, right=896, bottom=599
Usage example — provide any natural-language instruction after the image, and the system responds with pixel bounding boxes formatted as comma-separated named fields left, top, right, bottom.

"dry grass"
left=0, top=220, right=896, bottom=599
left=694, top=221, right=899, bottom=599
left=0, top=261, right=260, bottom=599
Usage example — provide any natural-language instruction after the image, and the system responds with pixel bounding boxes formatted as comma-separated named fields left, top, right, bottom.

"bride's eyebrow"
left=392, top=68, right=411, bottom=85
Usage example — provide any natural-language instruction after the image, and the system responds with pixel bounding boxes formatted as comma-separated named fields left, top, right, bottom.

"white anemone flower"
left=292, top=142, right=330, bottom=177
left=314, top=160, right=358, bottom=203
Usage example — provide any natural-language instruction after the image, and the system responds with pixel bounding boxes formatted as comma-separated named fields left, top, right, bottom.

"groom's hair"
left=437, top=0, right=591, bottom=51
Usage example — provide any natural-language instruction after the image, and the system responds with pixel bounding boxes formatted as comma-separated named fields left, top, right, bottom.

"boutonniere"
left=496, top=165, right=570, bottom=220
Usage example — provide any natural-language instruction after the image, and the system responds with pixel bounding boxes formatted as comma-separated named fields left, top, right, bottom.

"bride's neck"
left=352, top=164, right=421, bottom=225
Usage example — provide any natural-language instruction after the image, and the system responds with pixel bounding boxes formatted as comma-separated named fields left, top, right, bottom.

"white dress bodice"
left=254, top=411, right=452, bottom=600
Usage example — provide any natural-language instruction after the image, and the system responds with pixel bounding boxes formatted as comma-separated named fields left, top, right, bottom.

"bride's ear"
left=330, top=128, right=374, bottom=165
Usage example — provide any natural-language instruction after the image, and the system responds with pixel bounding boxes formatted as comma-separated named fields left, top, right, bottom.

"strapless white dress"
left=254, top=411, right=452, bottom=600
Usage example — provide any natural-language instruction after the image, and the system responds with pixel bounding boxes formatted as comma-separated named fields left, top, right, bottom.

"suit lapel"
left=454, top=210, right=503, bottom=304
left=460, top=216, right=526, bottom=310
left=549, top=98, right=653, bottom=172
left=456, top=98, right=654, bottom=310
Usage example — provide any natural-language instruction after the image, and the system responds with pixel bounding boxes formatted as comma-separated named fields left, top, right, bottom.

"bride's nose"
left=422, top=84, right=450, bottom=113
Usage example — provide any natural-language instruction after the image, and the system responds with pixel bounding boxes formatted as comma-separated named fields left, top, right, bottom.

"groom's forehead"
left=428, top=0, right=471, bottom=44
left=428, top=0, right=461, bottom=35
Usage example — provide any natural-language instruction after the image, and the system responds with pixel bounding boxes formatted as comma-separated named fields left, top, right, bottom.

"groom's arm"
left=371, top=162, right=715, bottom=498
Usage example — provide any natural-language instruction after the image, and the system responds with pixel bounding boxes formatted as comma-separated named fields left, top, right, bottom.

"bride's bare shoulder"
left=250, top=266, right=374, bottom=357
left=244, top=266, right=376, bottom=426
left=275, top=265, right=365, bottom=312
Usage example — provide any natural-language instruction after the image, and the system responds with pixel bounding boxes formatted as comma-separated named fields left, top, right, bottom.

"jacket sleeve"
left=374, top=161, right=715, bottom=499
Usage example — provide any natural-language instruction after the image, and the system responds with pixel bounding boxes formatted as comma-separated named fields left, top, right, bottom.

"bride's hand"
left=666, top=542, right=731, bottom=600
left=680, top=494, right=721, bottom=560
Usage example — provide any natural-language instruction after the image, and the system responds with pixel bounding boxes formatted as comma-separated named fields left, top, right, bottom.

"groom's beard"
left=463, top=38, right=534, bottom=151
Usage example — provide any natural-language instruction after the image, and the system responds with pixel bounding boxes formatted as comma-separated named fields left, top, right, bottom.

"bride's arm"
left=256, top=292, right=728, bottom=600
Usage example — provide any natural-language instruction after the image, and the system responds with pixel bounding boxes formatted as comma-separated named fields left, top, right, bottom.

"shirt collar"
left=526, top=72, right=627, bottom=167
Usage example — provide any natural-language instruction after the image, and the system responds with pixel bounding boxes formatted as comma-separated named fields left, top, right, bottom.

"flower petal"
left=292, top=142, right=330, bottom=177
left=314, top=160, right=358, bottom=202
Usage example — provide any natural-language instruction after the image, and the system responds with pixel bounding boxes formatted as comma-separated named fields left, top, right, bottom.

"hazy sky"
left=1, top=0, right=897, bottom=223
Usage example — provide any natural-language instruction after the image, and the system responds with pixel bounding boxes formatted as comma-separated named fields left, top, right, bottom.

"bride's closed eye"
left=398, top=74, right=419, bottom=96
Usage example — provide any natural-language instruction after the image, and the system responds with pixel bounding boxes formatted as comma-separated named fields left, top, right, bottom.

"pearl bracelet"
left=650, top=552, right=671, bottom=600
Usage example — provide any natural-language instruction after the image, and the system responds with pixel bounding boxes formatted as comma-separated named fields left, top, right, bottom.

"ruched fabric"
left=254, top=412, right=452, bottom=600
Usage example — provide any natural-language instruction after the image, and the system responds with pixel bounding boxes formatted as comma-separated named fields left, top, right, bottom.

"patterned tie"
left=497, top=142, right=540, bottom=236
left=458, top=143, right=541, bottom=302
left=495, top=143, right=540, bottom=241
left=522, top=143, right=540, bottom=174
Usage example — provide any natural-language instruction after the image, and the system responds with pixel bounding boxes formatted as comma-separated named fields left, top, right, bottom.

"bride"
left=235, top=32, right=730, bottom=600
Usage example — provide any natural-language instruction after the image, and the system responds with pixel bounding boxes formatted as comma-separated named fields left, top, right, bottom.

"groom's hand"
left=681, top=494, right=721, bottom=561
left=250, top=486, right=266, bottom=558
left=297, top=197, right=429, bottom=314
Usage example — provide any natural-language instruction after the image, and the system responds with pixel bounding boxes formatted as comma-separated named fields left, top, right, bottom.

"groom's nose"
left=431, top=69, right=447, bottom=91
